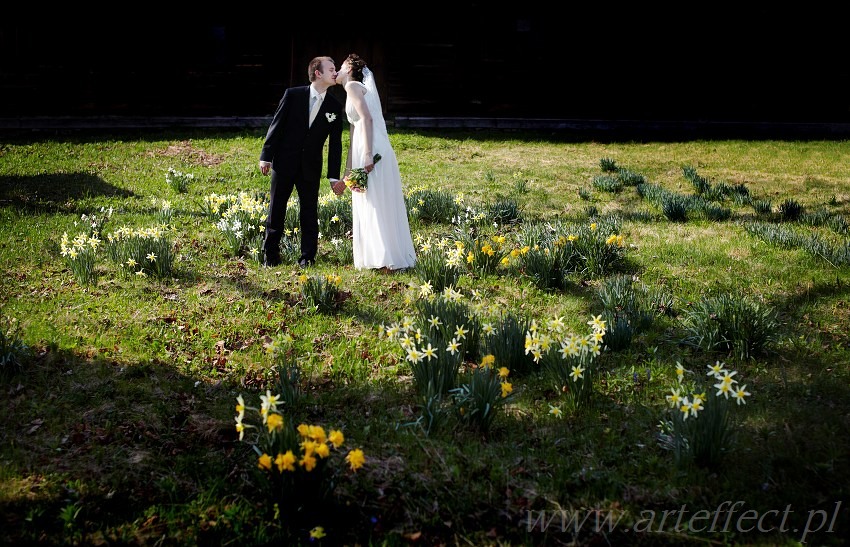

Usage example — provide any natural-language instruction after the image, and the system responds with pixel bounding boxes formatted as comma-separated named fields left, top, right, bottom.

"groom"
left=258, top=56, right=344, bottom=267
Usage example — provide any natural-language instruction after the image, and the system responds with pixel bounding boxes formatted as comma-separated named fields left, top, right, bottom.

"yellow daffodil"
left=315, top=442, right=330, bottom=458
left=300, top=454, right=318, bottom=472
left=329, top=429, right=345, bottom=448
left=346, top=448, right=366, bottom=471
left=276, top=450, right=296, bottom=472
left=266, top=413, right=283, bottom=432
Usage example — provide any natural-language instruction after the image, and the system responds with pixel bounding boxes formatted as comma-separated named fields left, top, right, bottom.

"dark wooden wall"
left=2, top=8, right=847, bottom=123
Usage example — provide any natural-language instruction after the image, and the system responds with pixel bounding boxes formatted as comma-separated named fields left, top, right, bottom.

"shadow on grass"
left=0, top=173, right=135, bottom=213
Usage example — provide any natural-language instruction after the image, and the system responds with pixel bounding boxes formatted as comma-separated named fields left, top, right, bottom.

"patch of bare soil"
left=153, top=141, right=225, bottom=167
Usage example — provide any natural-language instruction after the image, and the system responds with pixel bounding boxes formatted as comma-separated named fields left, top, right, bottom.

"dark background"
left=2, top=6, right=847, bottom=124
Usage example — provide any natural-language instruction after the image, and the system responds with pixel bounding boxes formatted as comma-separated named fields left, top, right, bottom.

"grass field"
left=1, top=128, right=849, bottom=545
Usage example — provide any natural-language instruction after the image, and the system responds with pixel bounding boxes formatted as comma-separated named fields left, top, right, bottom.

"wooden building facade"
left=1, top=8, right=847, bottom=124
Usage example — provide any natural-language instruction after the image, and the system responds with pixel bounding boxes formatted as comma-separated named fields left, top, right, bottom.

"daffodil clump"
left=450, top=202, right=489, bottom=229
left=533, top=314, right=608, bottom=412
left=451, top=354, right=514, bottom=432
left=60, top=231, right=102, bottom=285
left=298, top=272, right=344, bottom=313
left=58, top=210, right=114, bottom=285
left=513, top=219, right=628, bottom=288
left=410, top=236, right=464, bottom=293
left=235, top=391, right=365, bottom=510
left=658, top=360, right=751, bottom=469
left=318, top=191, right=353, bottom=239
left=479, top=311, right=537, bottom=376
left=387, top=284, right=480, bottom=397
left=165, top=166, right=193, bottom=193
left=105, top=224, right=175, bottom=278
left=208, top=191, right=268, bottom=258
left=462, top=233, right=509, bottom=275
left=404, top=186, right=462, bottom=226
left=151, top=197, right=173, bottom=225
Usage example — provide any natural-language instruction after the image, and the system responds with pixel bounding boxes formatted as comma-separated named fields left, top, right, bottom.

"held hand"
left=259, top=161, right=271, bottom=176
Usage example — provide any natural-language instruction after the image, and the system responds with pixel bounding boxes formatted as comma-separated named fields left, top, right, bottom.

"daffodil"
left=266, top=412, right=284, bottom=432
left=235, top=414, right=247, bottom=440
left=714, top=381, right=733, bottom=399
left=315, top=442, right=330, bottom=458
left=570, top=364, right=585, bottom=382
left=679, top=398, right=692, bottom=420
left=719, top=371, right=738, bottom=386
left=276, top=450, right=296, bottom=472
left=689, top=397, right=704, bottom=417
left=300, top=454, right=318, bottom=472
left=733, top=385, right=751, bottom=405
left=549, top=404, right=563, bottom=418
left=588, top=314, right=607, bottom=333
left=666, top=388, right=682, bottom=408
left=346, top=448, right=365, bottom=471
left=329, top=429, right=345, bottom=448
left=422, top=344, right=437, bottom=361
left=406, top=347, right=424, bottom=363
left=446, top=338, right=461, bottom=355
left=260, top=390, right=280, bottom=420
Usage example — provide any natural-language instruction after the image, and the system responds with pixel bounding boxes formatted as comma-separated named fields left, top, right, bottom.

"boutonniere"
left=325, top=113, right=337, bottom=122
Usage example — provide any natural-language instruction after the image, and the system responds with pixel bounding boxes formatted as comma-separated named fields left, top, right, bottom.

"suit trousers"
left=264, top=167, right=320, bottom=262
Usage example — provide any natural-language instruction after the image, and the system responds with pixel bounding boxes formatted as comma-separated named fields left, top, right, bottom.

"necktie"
left=309, top=94, right=322, bottom=126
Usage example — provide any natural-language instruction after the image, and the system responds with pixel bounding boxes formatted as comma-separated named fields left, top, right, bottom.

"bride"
left=334, top=53, right=416, bottom=272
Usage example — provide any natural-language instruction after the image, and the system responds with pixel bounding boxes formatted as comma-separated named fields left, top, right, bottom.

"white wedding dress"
left=346, top=74, right=416, bottom=271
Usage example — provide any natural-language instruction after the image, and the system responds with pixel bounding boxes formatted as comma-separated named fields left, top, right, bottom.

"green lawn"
left=1, top=129, right=848, bottom=546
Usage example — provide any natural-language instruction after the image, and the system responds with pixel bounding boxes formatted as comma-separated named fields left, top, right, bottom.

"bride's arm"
left=344, top=126, right=353, bottom=176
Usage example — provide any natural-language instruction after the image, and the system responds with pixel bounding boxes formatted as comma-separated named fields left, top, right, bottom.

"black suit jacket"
left=259, top=85, right=343, bottom=183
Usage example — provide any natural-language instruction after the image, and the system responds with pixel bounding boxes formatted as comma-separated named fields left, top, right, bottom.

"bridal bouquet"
left=344, top=154, right=381, bottom=192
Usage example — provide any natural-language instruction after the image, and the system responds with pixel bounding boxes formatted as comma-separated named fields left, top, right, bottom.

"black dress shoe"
left=297, top=258, right=314, bottom=268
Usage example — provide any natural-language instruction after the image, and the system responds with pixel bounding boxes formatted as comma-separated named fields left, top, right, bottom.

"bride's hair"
left=345, top=53, right=367, bottom=83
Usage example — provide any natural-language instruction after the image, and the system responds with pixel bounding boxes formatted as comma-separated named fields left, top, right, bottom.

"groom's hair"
left=308, top=56, right=334, bottom=83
